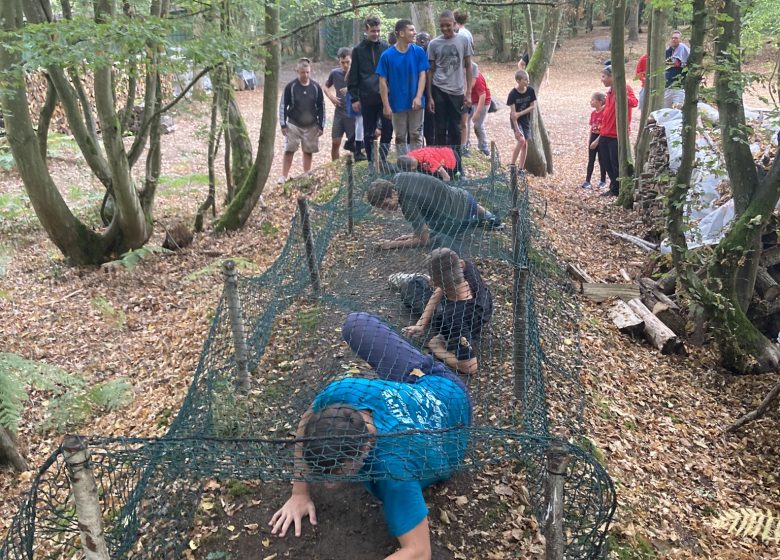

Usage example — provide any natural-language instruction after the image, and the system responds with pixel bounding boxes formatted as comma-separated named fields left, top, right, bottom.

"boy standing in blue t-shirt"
left=377, top=19, right=430, bottom=154
left=270, top=312, right=472, bottom=559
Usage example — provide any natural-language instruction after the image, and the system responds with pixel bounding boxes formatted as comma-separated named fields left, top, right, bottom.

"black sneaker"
left=479, top=212, right=504, bottom=230
left=354, top=151, right=367, bottom=162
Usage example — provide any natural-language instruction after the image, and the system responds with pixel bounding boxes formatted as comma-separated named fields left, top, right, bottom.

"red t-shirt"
left=471, top=74, right=491, bottom=106
left=635, top=54, right=648, bottom=87
left=600, top=85, right=638, bottom=138
left=408, top=147, right=458, bottom=172
left=589, top=109, right=603, bottom=134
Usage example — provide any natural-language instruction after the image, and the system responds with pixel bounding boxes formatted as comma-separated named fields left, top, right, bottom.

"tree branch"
left=726, top=380, right=780, bottom=432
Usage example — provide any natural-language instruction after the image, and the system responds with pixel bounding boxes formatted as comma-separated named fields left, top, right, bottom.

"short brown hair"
left=396, top=155, right=418, bottom=171
left=454, top=9, right=469, bottom=25
left=428, top=248, right=464, bottom=291
left=364, top=15, right=380, bottom=29
left=302, top=405, right=370, bottom=475
left=366, top=179, right=396, bottom=207
left=592, top=91, right=606, bottom=104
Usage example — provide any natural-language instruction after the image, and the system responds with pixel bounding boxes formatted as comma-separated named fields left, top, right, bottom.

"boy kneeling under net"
left=366, top=172, right=502, bottom=251
left=270, top=312, right=472, bottom=560
left=390, top=248, right=493, bottom=375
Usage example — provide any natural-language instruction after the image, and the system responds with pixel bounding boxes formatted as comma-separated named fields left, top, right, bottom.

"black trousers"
left=360, top=102, right=393, bottom=162
left=431, top=85, right=463, bottom=148
left=598, top=136, right=619, bottom=192
left=586, top=132, right=607, bottom=183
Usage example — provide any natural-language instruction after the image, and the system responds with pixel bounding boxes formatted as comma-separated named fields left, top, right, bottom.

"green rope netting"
left=1, top=149, right=615, bottom=560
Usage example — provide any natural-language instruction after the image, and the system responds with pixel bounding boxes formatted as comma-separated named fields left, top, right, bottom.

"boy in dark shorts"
left=270, top=312, right=471, bottom=558
left=507, top=68, right=536, bottom=171
left=392, top=248, right=493, bottom=375
left=396, top=146, right=458, bottom=181
left=325, top=47, right=361, bottom=162
left=365, top=172, right=502, bottom=250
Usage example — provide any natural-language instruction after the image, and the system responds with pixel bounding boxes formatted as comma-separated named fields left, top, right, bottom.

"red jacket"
left=600, top=85, right=638, bottom=138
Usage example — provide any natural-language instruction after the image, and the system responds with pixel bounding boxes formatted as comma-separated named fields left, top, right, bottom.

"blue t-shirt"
left=376, top=44, right=430, bottom=113
left=311, top=376, right=470, bottom=537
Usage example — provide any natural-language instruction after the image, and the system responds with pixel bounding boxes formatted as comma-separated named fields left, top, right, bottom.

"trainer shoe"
left=580, top=181, right=592, bottom=189
left=598, top=180, right=607, bottom=188
left=276, top=175, right=288, bottom=185
left=479, top=211, right=504, bottom=230
left=388, top=273, right=430, bottom=291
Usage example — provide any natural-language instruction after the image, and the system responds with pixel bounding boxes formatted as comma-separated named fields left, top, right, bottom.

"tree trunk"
left=524, top=5, right=562, bottom=177
left=214, top=0, right=280, bottom=231
left=1, top=0, right=113, bottom=265
left=634, top=7, right=667, bottom=173
left=0, top=427, right=29, bottom=472
left=492, top=16, right=513, bottom=62
left=611, top=0, right=635, bottom=207
left=318, top=20, right=327, bottom=61
left=524, top=5, right=535, bottom=55
left=410, top=2, right=436, bottom=35
left=627, top=0, right=639, bottom=41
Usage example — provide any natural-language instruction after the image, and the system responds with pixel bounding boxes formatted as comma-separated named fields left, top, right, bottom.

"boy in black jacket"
left=348, top=15, right=393, bottom=167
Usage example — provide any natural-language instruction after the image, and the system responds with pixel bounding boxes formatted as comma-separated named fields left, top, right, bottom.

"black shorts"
left=513, top=120, right=532, bottom=140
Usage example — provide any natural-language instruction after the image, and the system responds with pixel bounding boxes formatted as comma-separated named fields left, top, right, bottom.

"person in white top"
left=453, top=9, right=473, bottom=48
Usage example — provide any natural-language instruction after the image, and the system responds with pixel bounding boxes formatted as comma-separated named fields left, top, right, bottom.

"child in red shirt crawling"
left=582, top=91, right=607, bottom=189
left=397, top=146, right=459, bottom=182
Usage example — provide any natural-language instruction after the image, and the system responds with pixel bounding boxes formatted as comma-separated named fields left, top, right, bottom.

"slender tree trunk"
left=627, top=0, right=639, bottom=41
left=611, top=0, right=635, bottom=207
left=214, top=0, right=280, bottom=231
left=524, top=5, right=562, bottom=176
left=524, top=5, right=535, bottom=55
left=410, top=2, right=436, bottom=35
left=634, top=7, right=666, bottom=174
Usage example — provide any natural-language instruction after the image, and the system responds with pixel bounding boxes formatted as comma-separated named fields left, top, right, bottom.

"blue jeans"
left=341, top=312, right=473, bottom=422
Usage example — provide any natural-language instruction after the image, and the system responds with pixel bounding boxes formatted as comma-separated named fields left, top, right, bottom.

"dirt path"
left=1, top=27, right=778, bottom=560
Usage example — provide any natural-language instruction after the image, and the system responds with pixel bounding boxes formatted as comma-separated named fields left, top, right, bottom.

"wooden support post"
left=297, top=196, right=321, bottom=296
left=511, top=207, right=529, bottom=410
left=543, top=443, right=571, bottom=560
left=346, top=154, right=354, bottom=235
left=62, top=436, right=110, bottom=560
left=373, top=138, right=380, bottom=175
left=490, top=141, right=497, bottom=189
left=510, top=164, right=519, bottom=208
left=0, top=427, right=29, bottom=472
left=223, top=260, right=250, bottom=391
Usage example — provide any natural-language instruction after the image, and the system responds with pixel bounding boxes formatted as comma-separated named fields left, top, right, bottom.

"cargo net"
left=1, top=149, right=616, bottom=559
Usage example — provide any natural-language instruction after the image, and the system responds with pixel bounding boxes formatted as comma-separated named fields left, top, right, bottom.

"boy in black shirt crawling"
left=391, top=248, right=493, bottom=375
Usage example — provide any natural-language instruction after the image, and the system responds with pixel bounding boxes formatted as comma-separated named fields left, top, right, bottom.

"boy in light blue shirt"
left=270, top=312, right=471, bottom=559
left=377, top=19, right=430, bottom=154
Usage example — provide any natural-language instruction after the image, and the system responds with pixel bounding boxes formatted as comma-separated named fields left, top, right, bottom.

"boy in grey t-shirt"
left=426, top=10, right=473, bottom=166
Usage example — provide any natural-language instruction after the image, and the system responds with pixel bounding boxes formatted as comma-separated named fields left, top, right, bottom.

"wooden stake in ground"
left=0, top=427, right=29, bottom=472
left=543, top=443, right=571, bottom=560
left=62, top=436, right=110, bottom=560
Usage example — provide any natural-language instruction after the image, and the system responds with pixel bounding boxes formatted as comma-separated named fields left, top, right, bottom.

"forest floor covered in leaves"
left=1, top=28, right=779, bottom=559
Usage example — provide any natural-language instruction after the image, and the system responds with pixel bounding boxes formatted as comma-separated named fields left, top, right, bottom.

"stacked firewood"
left=634, top=123, right=670, bottom=239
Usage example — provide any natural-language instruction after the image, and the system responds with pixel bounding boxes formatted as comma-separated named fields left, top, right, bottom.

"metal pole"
left=297, top=196, right=321, bottom=295
left=346, top=154, right=354, bottom=235
left=62, top=436, right=110, bottom=560
left=223, top=260, right=250, bottom=391
left=510, top=164, right=519, bottom=208
left=543, top=443, right=571, bottom=560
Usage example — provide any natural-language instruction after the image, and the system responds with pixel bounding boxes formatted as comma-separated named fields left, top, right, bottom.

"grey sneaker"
left=598, top=180, right=607, bottom=188
left=580, top=181, right=592, bottom=189
left=388, top=273, right=429, bottom=291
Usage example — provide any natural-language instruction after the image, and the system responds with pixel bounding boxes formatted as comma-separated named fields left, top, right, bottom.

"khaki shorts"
left=285, top=123, right=320, bottom=154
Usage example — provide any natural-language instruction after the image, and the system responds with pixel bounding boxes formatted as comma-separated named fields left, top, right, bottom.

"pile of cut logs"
left=567, top=263, right=687, bottom=356
left=634, top=123, right=670, bottom=240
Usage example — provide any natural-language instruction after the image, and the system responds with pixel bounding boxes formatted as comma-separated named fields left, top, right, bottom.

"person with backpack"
left=278, top=58, right=325, bottom=184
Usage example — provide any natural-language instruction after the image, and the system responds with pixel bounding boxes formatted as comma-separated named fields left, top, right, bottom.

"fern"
left=105, top=246, right=173, bottom=271
left=0, top=370, right=26, bottom=433
left=0, top=352, right=82, bottom=433
left=42, top=378, right=134, bottom=433
left=712, top=508, right=780, bottom=543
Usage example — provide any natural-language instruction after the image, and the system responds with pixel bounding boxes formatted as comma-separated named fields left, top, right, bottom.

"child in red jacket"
left=582, top=92, right=607, bottom=189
